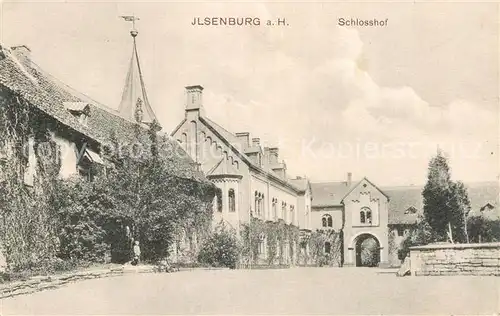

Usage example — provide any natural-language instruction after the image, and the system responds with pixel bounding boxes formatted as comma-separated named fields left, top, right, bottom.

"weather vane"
left=120, top=15, right=140, bottom=37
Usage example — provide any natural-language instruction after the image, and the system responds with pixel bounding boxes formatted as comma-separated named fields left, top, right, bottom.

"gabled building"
left=0, top=29, right=206, bottom=196
left=311, top=176, right=390, bottom=267
left=172, top=86, right=312, bottom=264
left=311, top=177, right=499, bottom=267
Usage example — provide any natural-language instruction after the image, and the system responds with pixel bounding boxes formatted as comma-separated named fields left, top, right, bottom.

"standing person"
left=132, top=240, right=141, bottom=265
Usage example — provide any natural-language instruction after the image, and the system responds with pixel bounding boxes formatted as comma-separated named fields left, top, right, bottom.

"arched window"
left=360, top=207, right=372, bottom=224
left=228, top=189, right=235, bottom=212
left=322, top=214, right=333, bottom=227
left=324, top=242, right=331, bottom=254
left=261, top=194, right=265, bottom=218
left=254, top=191, right=259, bottom=216
left=258, top=233, right=266, bottom=255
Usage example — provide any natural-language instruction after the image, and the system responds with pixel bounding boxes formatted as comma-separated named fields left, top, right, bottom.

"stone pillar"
left=345, top=247, right=355, bottom=266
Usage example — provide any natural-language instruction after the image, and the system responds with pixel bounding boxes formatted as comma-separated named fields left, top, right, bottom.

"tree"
left=449, top=181, right=471, bottom=243
left=398, top=219, right=436, bottom=260
left=422, top=150, right=468, bottom=243
left=197, top=222, right=239, bottom=269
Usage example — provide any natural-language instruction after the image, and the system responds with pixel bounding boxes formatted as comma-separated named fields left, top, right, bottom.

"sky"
left=1, top=1, right=499, bottom=186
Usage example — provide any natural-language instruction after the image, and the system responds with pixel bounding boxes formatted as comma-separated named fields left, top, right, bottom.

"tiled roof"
left=383, top=182, right=499, bottom=225
left=289, top=178, right=309, bottom=192
left=309, top=178, right=498, bottom=225
left=0, top=44, right=205, bottom=182
left=200, top=116, right=306, bottom=192
left=310, top=182, right=350, bottom=206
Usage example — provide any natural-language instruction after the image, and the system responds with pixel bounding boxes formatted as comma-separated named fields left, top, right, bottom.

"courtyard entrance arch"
left=354, top=233, right=380, bottom=267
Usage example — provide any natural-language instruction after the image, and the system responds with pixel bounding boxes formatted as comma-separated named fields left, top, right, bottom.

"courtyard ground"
left=1, top=267, right=498, bottom=315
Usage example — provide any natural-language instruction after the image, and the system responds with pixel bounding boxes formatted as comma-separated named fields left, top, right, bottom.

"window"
left=290, top=206, right=295, bottom=224
left=282, top=202, right=287, bottom=221
left=272, top=198, right=278, bottom=220
left=322, top=214, right=333, bottom=228
left=77, top=157, right=94, bottom=182
left=258, top=233, right=266, bottom=255
left=261, top=194, right=265, bottom=218
left=360, top=207, right=372, bottom=225
left=217, top=192, right=222, bottom=212
left=228, top=189, right=235, bottom=212
left=324, top=242, right=331, bottom=254
left=397, top=228, right=404, bottom=237
left=254, top=191, right=259, bottom=216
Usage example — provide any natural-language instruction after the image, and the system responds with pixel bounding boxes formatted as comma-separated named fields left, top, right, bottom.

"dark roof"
left=0, top=44, right=205, bottom=182
left=289, top=178, right=309, bottom=192
left=198, top=116, right=306, bottom=193
left=384, top=182, right=499, bottom=225
left=311, top=182, right=350, bottom=206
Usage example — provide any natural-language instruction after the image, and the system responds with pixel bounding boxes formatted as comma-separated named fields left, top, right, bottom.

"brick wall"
left=410, top=242, right=500, bottom=276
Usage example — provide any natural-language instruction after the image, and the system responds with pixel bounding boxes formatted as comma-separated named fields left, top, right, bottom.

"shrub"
left=398, top=220, right=436, bottom=260
left=198, top=223, right=239, bottom=269
left=467, top=216, right=500, bottom=243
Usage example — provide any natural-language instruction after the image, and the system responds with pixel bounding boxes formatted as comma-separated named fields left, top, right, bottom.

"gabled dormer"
left=64, top=102, right=90, bottom=126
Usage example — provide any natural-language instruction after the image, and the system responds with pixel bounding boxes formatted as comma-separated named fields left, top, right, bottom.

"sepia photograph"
left=0, top=1, right=498, bottom=315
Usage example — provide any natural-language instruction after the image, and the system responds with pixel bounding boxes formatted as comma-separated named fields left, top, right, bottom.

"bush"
left=398, top=220, right=436, bottom=260
left=467, top=216, right=500, bottom=243
left=197, top=223, right=239, bottom=269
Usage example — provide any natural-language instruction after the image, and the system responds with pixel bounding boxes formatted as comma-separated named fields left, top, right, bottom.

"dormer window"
left=404, top=206, right=417, bottom=214
left=64, top=102, right=90, bottom=126
left=76, top=142, right=104, bottom=182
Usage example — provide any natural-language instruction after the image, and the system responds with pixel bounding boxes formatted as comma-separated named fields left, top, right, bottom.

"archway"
left=354, top=234, right=380, bottom=267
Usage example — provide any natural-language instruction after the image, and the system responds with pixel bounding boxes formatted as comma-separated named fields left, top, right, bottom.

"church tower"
left=118, top=17, right=161, bottom=131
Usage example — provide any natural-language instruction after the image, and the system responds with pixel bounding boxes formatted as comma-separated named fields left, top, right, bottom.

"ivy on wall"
left=240, top=217, right=299, bottom=265
left=0, top=92, right=62, bottom=271
left=0, top=90, right=218, bottom=271
left=299, top=229, right=343, bottom=267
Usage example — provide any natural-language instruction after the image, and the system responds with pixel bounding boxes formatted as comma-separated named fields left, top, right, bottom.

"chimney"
left=252, top=137, right=260, bottom=147
left=272, top=161, right=287, bottom=180
left=11, top=45, right=31, bottom=67
left=236, top=132, right=250, bottom=149
left=347, top=172, right=352, bottom=187
left=263, top=147, right=270, bottom=164
left=185, top=85, right=204, bottom=114
left=269, top=147, right=279, bottom=164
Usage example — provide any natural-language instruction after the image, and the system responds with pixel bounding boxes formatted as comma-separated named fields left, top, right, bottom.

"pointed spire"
left=118, top=16, right=161, bottom=130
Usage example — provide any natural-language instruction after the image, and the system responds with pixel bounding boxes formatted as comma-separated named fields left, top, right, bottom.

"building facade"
left=172, top=86, right=312, bottom=264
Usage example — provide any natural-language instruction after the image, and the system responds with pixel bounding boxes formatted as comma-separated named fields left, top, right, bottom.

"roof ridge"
left=29, top=60, right=118, bottom=112
left=29, top=60, right=160, bottom=131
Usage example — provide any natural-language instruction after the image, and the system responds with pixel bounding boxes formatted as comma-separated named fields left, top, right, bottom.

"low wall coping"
left=410, top=242, right=500, bottom=251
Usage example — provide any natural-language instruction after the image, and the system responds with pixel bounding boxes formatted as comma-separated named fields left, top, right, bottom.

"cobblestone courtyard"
left=1, top=267, right=498, bottom=315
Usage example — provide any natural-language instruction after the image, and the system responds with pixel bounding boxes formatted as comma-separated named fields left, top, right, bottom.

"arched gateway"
left=353, top=233, right=381, bottom=267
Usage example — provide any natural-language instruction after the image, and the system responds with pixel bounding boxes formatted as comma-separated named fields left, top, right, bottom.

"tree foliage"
left=0, top=91, right=217, bottom=270
left=398, top=218, right=437, bottom=260
left=197, top=221, right=239, bottom=269
left=467, top=216, right=500, bottom=243
left=422, top=150, right=468, bottom=243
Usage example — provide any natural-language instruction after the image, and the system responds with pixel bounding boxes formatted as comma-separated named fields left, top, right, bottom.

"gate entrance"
left=354, top=234, right=380, bottom=267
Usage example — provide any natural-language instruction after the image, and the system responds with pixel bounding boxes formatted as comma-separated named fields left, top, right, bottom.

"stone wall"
left=409, top=242, right=500, bottom=276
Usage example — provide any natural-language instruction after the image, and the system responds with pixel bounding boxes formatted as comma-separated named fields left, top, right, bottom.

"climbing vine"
left=0, top=90, right=62, bottom=271
left=299, top=229, right=343, bottom=267
left=240, top=216, right=299, bottom=266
